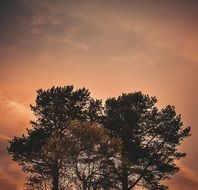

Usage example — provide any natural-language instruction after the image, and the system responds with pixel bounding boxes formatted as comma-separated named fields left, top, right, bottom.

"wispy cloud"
left=0, top=0, right=197, bottom=189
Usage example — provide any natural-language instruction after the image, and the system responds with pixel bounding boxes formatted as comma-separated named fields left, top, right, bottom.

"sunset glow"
left=0, top=0, right=198, bottom=189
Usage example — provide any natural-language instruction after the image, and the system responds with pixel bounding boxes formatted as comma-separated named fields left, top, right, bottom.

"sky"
left=0, top=0, right=198, bottom=189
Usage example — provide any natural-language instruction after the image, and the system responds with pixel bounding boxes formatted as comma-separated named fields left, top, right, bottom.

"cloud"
left=1, top=0, right=197, bottom=70
left=63, top=38, right=90, bottom=50
left=0, top=92, right=32, bottom=138
left=166, top=162, right=198, bottom=190
left=0, top=138, right=26, bottom=190
left=0, top=173, right=18, bottom=190
left=0, top=1, right=197, bottom=189
left=181, top=164, right=198, bottom=184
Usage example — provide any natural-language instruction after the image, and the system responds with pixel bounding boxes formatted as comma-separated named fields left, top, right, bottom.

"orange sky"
left=0, top=0, right=198, bottom=189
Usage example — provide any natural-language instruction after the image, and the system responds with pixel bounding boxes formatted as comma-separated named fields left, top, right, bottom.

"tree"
left=102, top=92, right=191, bottom=190
left=8, top=85, right=102, bottom=190
left=8, top=87, right=191, bottom=190
left=66, top=121, right=119, bottom=190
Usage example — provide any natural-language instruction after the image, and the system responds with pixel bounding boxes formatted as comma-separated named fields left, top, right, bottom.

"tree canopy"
left=8, top=86, right=191, bottom=190
left=8, top=86, right=102, bottom=190
left=102, top=92, right=190, bottom=189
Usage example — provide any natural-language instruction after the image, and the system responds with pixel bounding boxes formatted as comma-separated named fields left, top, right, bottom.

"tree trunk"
left=121, top=143, right=129, bottom=190
left=122, top=167, right=129, bottom=190
left=83, top=181, right=87, bottom=190
left=52, top=159, right=59, bottom=190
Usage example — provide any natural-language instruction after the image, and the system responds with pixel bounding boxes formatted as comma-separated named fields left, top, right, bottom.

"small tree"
left=66, top=121, right=119, bottom=190
left=103, top=92, right=191, bottom=190
left=8, top=86, right=102, bottom=190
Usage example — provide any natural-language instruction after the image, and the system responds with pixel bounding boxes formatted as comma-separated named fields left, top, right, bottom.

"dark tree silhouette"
left=8, top=86, right=102, bottom=190
left=102, top=92, right=191, bottom=190
left=8, top=87, right=190, bottom=190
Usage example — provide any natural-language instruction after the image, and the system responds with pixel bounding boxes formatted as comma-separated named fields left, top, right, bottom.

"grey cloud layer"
left=1, top=0, right=197, bottom=58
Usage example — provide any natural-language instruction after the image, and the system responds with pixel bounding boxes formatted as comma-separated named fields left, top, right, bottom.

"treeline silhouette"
left=8, top=86, right=190, bottom=190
